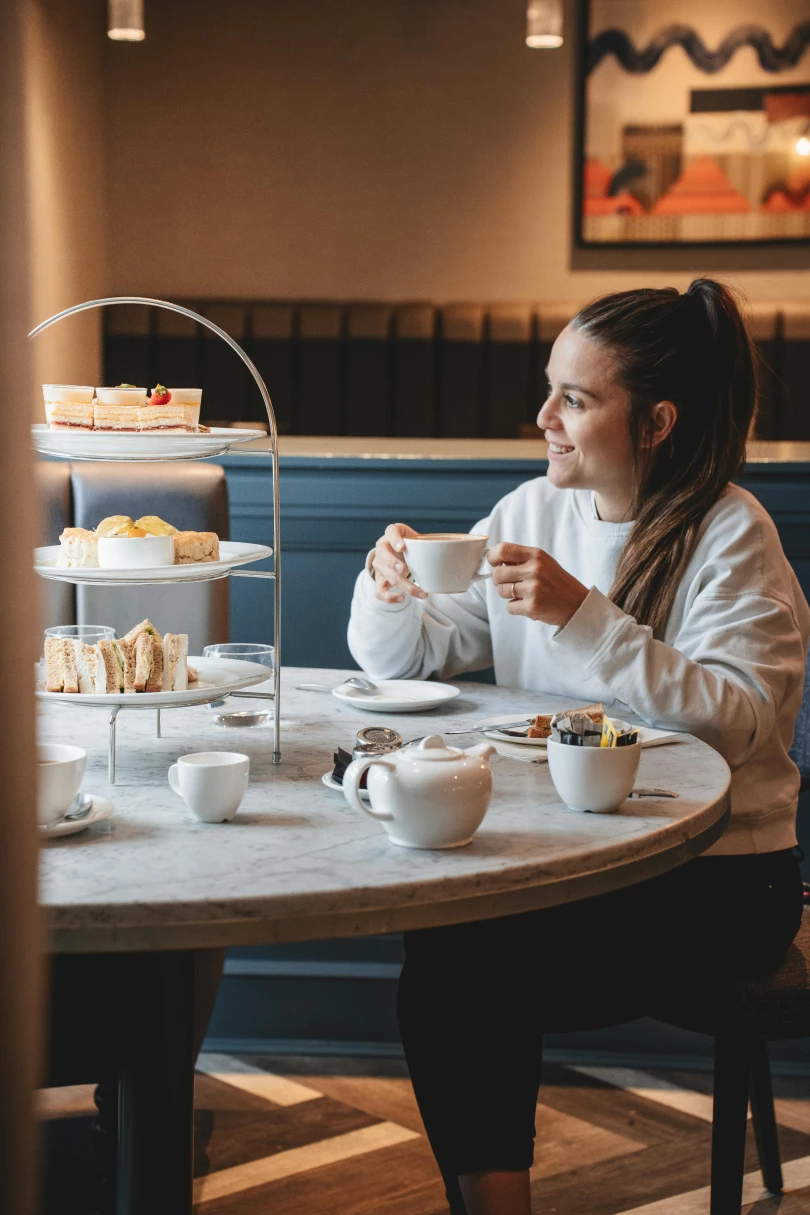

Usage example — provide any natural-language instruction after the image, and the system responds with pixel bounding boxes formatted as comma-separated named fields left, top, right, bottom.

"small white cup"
left=37, top=743, right=87, bottom=826
left=403, top=533, right=491, bottom=594
left=546, top=739, right=641, bottom=813
left=168, top=752, right=249, bottom=822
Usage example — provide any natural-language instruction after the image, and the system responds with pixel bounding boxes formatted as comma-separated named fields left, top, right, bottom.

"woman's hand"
left=370, top=523, right=428, bottom=604
left=487, top=542, right=588, bottom=628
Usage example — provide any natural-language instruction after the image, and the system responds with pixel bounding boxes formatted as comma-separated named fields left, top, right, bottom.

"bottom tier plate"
left=35, top=655, right=272, bottom=708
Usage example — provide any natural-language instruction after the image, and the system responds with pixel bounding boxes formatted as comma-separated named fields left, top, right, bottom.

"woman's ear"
left=649, top=400, right=678, bottom=448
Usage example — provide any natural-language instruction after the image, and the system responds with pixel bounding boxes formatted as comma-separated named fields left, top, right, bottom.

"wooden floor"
left=39, top=1054, right=810, bottom=1213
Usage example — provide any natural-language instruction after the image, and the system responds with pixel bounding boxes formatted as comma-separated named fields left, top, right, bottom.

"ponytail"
left=572, top=278, right=757, bottom=639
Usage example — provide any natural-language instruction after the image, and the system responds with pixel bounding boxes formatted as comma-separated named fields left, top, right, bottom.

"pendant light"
left=108, top=0, right=145, bottom=41
left=526, top=0, right=563, bottom=48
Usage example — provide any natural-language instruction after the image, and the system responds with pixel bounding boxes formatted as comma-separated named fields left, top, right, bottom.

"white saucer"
left=331, top=680, right=461, bottom=714
left=321, top=772, right=370, bottom=800
left=478, top=713, right=685, bottom=749
left=40, top=795, right=114, bottom=838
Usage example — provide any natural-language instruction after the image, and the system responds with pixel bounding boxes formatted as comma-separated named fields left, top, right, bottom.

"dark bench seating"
left=101, top=299, right=810, bottom=440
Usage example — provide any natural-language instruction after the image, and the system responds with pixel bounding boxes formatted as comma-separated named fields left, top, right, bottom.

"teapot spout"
left=465, top=741, right=496, bottom=761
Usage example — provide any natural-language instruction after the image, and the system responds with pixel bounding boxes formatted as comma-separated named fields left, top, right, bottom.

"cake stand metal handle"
left=29, top=296, right=282, bottom=765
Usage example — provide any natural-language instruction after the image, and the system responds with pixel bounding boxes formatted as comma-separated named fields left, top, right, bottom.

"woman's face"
left=537, top=324, right=638, bottom=520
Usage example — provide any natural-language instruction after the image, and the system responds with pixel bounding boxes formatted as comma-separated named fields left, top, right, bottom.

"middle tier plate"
left=34, top=540, right=273, bottom=584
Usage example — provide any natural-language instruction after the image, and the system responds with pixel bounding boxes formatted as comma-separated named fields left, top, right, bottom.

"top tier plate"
left=32, top=425, right=267, bottom=462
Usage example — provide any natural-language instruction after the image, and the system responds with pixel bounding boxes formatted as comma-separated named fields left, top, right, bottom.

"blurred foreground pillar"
left=0, top=0, right=44, bottom=1210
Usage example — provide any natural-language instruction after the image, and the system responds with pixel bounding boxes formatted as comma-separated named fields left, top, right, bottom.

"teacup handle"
left=168, top=764, right=182, bottom=797
left=342, top=757, right=396, bottom=821
left=471, top=546, right=493, bottom=582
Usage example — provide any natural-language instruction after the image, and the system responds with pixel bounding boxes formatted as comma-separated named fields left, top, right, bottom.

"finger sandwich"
left=163, top=633, right=189, bottom=691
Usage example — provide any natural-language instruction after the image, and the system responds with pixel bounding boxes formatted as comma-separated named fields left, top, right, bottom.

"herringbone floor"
left=39, top=1055, right=810, bottom=1213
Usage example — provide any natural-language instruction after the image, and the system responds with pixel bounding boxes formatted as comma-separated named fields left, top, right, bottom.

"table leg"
left=117, top=950, right=195, bottom=1215
left=155, top=708, right=161, bottom=738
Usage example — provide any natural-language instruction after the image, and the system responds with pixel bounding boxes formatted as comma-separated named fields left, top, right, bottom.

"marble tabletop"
left=38, top=668, right=731, bottom=954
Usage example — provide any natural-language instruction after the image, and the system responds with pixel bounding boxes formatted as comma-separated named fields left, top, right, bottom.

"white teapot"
left=342, top=734, right=496, bottom=849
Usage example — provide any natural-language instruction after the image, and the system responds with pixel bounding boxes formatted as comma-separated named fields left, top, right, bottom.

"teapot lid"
left=407, top=734, right=463, bottom=762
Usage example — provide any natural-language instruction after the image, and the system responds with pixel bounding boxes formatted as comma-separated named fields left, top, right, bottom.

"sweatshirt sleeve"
left=347, top=540, right=494, bottom=681
left=552, top=585, right=805, bottom=771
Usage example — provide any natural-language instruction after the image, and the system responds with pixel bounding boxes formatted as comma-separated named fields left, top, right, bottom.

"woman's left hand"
left=487, top=542, right=589, bottom=628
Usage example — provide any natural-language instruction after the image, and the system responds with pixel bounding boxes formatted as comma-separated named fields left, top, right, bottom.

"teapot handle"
left=342, top=757, right=396, bottom=821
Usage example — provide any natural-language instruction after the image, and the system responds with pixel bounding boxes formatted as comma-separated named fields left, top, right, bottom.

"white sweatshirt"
left=348, top=477, right=810, bottom=855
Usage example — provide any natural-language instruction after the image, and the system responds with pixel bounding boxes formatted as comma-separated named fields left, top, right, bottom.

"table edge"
left=46, top=792, right=730, bottom=954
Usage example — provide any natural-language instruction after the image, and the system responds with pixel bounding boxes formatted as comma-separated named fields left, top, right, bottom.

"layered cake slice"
left=42, top=385, right=95, bottom=429
left=94, top=386, right=147, bottom=430
left=139, top=386, right=202, bottom=432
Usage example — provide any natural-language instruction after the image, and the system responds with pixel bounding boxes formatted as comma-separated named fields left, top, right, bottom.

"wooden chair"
left=654, top=651, right=810, bottom=1213
left=654, top=907, right=810, bottom=1213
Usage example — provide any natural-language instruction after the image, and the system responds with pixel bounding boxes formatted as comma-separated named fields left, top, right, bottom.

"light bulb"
left=526, top=0, right=563, bottom=48
left=796, top=136, right=810, bottom=157
left=108, top=0, right=144, bottom=41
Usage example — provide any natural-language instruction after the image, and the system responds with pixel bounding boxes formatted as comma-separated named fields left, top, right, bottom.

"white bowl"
left=98, top=534, right=175, bottom=568
left=37, top=743, right=86, bottom=825
left=547, top=739, right=641, bottom=813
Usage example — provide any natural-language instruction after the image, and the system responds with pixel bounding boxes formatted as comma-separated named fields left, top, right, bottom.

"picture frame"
left=575, top=0, right=810, bottom=248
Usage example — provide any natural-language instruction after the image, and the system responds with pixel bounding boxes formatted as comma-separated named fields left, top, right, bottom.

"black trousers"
left=397, top=850, right=803, bottom=1213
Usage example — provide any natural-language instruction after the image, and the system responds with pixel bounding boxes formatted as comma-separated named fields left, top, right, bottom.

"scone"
left=173, top=531, right=219, bottom=563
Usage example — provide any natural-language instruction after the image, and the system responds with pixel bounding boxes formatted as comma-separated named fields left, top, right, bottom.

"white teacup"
left=37, top=743, right=87, bottom=826
left=168, top=752, right=249, bottom=822
left=403, top=533, right=491, bottom=594
left=547, top=739, right=641, bottom=813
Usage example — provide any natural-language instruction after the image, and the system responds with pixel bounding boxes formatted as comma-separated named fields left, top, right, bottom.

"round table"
left=39, top=667, right=731, bottom=1214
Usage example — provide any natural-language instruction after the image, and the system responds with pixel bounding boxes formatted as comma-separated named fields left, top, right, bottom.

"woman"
left=347, top=280, right=809, bottom=1215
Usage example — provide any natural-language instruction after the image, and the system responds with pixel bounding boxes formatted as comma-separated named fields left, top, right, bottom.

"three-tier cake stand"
left=30, top=297, right=282, bottom=779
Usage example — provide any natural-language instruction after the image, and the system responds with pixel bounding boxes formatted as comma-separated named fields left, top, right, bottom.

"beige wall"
left=102, top=0, right=810, bottom=305
left=25, top=0, right=107, bottom=391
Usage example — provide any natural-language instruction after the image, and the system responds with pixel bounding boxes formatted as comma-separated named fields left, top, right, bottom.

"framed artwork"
left=576, top=0, right=810, bottom=246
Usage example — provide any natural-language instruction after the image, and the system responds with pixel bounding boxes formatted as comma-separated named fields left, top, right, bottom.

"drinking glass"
left=203, top=642, right=274, bottom=670
left=203, top=643, right=274, bottom=727
left=44, top=624, right=116, bottom=646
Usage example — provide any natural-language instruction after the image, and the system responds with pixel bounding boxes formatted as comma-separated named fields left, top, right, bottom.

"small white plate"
left=331, top=680, right=461, bottom=714
left=478, top=714, right=685, bottom=749
left=40, top=795, right=114, bottom=838
left=36, top=655, right=271, bottom=708
left=34, top=540, right=273, bottom=584
left=32, top=424, right=265, bottom=462
left=321, top=771, right=370, bottom=800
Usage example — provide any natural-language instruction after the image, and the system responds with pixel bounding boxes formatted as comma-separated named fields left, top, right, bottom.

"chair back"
left=69, top=461, right=229, bottom=654
left=36, top=461, right=75, bottom=629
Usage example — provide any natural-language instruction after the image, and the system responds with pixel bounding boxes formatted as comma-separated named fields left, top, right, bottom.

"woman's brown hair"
left=572, top=278, right=757, bottom=639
